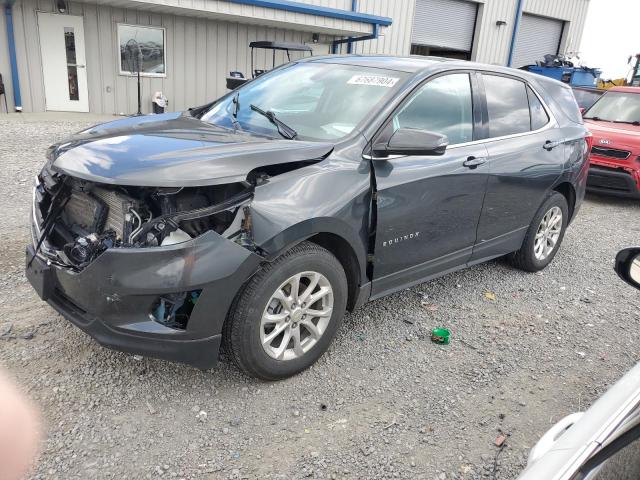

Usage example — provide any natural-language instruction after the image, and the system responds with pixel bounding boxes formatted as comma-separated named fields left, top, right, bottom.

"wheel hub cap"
left=534, top=206, right=563, bottom=261
left=260, top=271, right=334, bottom=361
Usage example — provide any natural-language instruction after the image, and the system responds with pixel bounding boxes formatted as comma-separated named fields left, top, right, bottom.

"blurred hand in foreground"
left=0, top=369, right=41, bottom=480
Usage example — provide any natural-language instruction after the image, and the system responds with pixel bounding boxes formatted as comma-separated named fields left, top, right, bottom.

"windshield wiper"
left=612, top=120, right=640, bottom=126
left=583, top=116, right=604, bottom=121
left=249, top=104, right=297, bottom=140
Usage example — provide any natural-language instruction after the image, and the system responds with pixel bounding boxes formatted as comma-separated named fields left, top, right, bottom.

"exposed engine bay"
left=31, top=167, right=262, bottom=271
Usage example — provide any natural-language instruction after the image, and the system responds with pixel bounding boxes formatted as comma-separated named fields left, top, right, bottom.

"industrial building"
left=0, top=0, right=590, bottom=115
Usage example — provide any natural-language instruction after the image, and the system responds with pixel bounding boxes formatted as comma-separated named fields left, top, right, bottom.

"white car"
left=517, top=247, right=640, bottom=480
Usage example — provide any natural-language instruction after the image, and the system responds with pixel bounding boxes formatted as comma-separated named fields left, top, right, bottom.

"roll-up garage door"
left=511, top=13, right=564, bottom=68
left=411, top=0, right=478, bottom=53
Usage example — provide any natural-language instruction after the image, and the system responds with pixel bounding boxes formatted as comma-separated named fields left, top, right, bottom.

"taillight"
left=585, top=132, right=594, bottom=152
left=584, top=132, right=594, bottom=161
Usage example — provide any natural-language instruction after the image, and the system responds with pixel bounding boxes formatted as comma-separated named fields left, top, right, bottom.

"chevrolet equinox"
left=26, top=56, right=590, bottom=379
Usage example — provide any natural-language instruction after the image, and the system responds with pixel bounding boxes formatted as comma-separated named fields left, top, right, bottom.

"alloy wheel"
left=534, top=206, right=563, bottom=261
left=260, top=271, right=334, bottom=361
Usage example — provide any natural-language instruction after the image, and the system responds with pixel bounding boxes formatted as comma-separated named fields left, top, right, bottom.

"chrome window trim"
left=365, top=72, right=564, bottom=160
left=447, top=117, right=557, bottom=151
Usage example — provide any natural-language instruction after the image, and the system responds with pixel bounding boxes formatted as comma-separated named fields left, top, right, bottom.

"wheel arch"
left=253, top=218, right=369, bottom=312
left=305, top=232, right=362, bottom=312
left=552, top=181, right=576, bottom=222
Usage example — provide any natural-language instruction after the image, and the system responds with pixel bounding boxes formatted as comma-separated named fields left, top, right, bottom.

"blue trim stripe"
left=507, top=0, right=524, bottom=67
left=4, top=1, right=22, bottom=110
left=225, top=0, right=392, bottom=26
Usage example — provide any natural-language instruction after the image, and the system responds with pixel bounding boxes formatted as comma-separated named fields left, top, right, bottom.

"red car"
left=584, top=86, right=640, bottom=198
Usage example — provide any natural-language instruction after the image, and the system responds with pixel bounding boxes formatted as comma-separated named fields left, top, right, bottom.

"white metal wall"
left=511, top=13, right=563, bottom=68
left=6, top=0, right=591, bottom=114
left=472, top=0, right=589, bottom=65
left=352, top=0, right=589, bottom=62
left=294, top=0, right=352, bottom=9
left=352, top=0, right=415, bottom=55
left=11, top=0, right=339, bottom=114
left=411, top=0, right=478, bottom=52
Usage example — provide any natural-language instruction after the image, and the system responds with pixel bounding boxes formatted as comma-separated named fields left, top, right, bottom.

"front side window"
left=202, top=63, right=408, bottom=141
left=118, top=24, right=166, bottom=76
left=584, top=91, right=640, bottom=124
left=484, top=75, right=530, bottom=137
left=392, top=73, right=473, bottom=145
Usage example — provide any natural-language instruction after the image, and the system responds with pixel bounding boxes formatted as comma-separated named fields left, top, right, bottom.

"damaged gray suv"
left=26, top=56, right=590, bottom=379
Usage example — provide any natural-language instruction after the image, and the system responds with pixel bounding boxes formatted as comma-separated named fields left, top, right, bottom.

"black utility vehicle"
left=26, top=56, right=590, bottom=379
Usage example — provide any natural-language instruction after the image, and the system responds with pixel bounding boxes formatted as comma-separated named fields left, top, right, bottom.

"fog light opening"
left=151, top=290, right=201, bottom=330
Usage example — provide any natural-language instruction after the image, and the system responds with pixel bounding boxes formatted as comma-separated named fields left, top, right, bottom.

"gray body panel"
left=50, top=112, right=334, bottom=187
left=25, top=56, right=590, bottom=368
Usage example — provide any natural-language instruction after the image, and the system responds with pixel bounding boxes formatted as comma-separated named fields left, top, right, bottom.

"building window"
left=117, top=24, right=166, bottom=77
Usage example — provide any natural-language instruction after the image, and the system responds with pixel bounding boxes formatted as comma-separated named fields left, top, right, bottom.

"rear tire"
left=223, top=241, right=347, bottom=380
left=509, top=192, right=569, bottom=272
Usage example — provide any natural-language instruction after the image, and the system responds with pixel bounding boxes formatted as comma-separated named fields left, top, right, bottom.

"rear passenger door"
left=471, top=73, right=565, bottom=262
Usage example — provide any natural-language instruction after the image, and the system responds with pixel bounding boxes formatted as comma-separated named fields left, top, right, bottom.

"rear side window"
left=527, top=87, right=550, bottom=130
left=545, top=82, right=583, bottom=124
left=484, top=75, right=530, bottom=137
left=393, top=73, right=473, bottom=145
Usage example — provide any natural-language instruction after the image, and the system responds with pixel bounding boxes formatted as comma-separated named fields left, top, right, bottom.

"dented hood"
left=50, top=112, right=334, bottom=187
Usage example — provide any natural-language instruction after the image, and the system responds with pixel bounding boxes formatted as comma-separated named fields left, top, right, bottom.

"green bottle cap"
left=431, top=328, right=450, bottom=345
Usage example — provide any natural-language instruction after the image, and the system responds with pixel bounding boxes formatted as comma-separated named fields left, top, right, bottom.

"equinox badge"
left=383, top=232, right=420, bottom=247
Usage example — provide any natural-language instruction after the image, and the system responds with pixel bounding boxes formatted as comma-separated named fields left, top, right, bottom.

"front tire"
left=223, top=241, right=348, bottom=380
left=509, top=192, right=569, bottom=272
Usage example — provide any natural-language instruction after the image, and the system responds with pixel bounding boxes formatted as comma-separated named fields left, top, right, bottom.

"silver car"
left=517, top=247, right=640, bottom=480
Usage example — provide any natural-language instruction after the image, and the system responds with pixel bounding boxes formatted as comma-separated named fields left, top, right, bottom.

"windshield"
left=201, top=62, right=408, bottom=141
left=584, top=91, right=640, bottom=123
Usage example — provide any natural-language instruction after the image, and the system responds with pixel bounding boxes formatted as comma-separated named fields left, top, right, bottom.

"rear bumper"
left=587, top=165, right=640, bottom=198
left=25, top=230, right=262, bottom=369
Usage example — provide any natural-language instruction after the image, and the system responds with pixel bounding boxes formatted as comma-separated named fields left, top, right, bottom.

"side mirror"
left=372, top=128, right=449, bottom=158
left=615, top=247, right=640, bottom=290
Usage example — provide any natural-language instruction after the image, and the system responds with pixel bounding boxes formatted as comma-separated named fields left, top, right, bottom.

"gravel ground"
left=1, top=115, right=639, bottom=480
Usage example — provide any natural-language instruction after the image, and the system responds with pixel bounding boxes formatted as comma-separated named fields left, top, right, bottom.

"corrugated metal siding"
left=104, top=0, right=371, bottom=35
left=473, top=0, right=589, bottom=65
left=352, top=0, right=415, bottom=55
left=12, top=0, right=339, bottom=114
left=522, top=0, right=588, bottom=57
left=411, top=0, right=477, bottom=52
left=8, top=0, right=591, bottom=113
left=511, top=13, right=563, bottom=68
left=292, top=0, right=352, bottom=10
left=0, top=8, right=15, bottom=112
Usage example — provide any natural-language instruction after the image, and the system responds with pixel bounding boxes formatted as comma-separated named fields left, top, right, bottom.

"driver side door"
left=370, top=72, right=489, bottom=298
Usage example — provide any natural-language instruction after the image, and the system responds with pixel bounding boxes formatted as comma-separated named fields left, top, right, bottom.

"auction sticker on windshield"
left=348, top=75, right=400, bottom=87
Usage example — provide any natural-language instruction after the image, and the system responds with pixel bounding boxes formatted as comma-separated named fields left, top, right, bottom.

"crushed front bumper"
left=26, top=230, right=262, bottom=369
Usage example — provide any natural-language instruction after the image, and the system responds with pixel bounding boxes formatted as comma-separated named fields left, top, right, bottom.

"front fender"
left=249, top=158, right=372, bottom=280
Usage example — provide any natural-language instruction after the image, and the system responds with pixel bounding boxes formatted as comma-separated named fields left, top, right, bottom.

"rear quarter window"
left=540, top=81, right=584, bottom=124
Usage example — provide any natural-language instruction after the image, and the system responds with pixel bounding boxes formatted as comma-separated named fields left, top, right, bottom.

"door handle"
left=543, top=140, right=561, bottom=151
left=462, top=156, right=487, bottom=169
left=68, top=64, right=86, bottom=69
